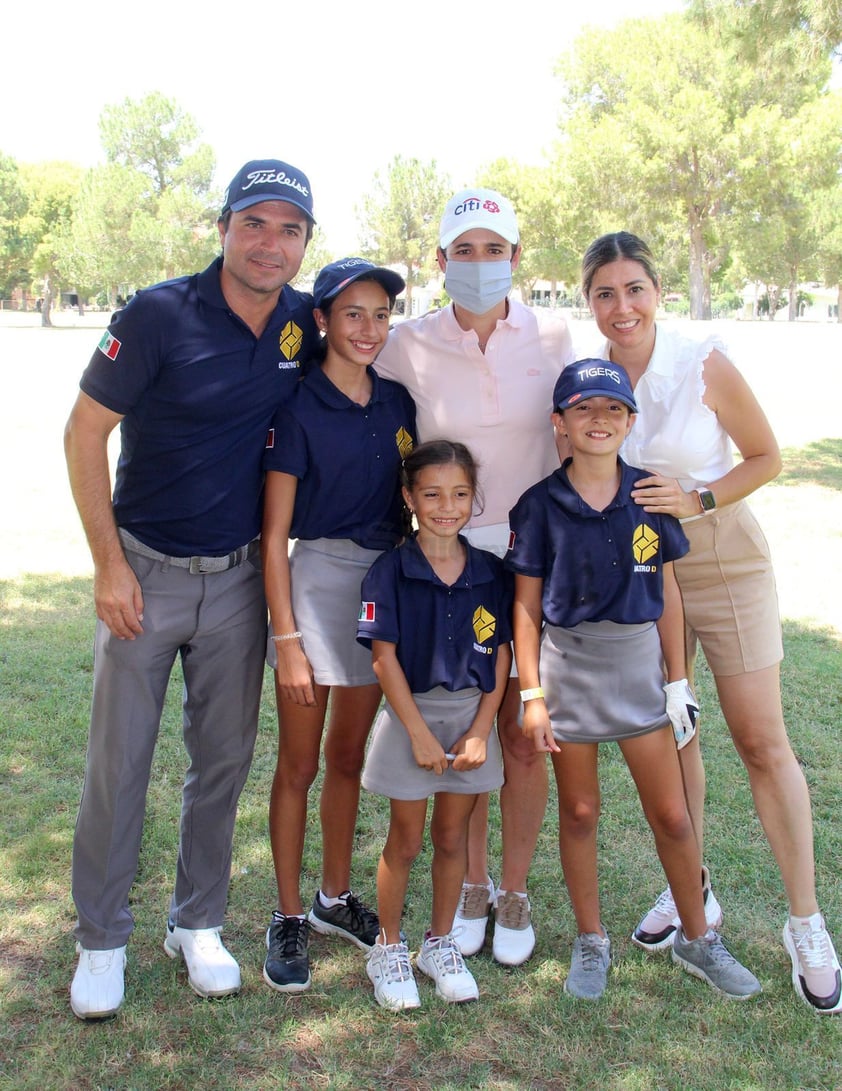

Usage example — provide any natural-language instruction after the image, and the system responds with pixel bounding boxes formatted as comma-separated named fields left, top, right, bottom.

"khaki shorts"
left=675, top=500, right=783, bottom=677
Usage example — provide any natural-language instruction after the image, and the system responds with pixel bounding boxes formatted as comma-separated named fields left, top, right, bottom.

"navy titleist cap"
left=553, top=359, right=638, bottom=413
left=313, top=258, right=405, bottom=309
left=220, top=159, right=315, bottom=221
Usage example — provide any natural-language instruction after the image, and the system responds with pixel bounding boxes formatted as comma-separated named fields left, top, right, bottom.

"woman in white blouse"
left=579, top=230, right=840, bottom=1015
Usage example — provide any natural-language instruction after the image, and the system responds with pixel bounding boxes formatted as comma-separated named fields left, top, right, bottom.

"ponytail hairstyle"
left=400, top=439, right=484, bottom=538
left=581, top=232, right=660, bottom=300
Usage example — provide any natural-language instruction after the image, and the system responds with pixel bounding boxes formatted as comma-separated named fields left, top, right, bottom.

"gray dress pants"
left=72, top=545, right=266, bottom=949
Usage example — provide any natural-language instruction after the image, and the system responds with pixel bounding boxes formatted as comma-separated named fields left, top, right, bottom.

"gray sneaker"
left=672, top=928, right=761, bottom=1000
left=564, top=932, right=611, bottom=1000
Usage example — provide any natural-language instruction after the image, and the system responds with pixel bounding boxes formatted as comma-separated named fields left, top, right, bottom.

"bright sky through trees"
left=0, top=0, right=683, bottom=251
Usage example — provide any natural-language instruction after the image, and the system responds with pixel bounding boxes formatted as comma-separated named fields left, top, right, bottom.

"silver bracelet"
left=271, top=631, right=303, bottom=643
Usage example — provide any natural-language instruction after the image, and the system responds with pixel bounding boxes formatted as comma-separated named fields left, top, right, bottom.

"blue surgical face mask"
left=444, top=260, right=512, bottom=315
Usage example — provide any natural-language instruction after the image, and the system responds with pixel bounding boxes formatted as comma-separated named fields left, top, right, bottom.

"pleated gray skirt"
left=362, top=686, right=505, bottom=800
left=538, top=619, right=668, bottom=743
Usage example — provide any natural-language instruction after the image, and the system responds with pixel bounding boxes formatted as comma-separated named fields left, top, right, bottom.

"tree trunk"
left=688, top=220, right=710, bottom=320
left=40, top=276, right=53, bottom=328
left=787, top=268, right=798, bottom=321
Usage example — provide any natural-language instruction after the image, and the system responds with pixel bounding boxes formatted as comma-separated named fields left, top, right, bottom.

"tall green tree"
left=58, top=164, right=148, bottom=304
left=63, top=93, right=218, bottom=302
left=733, top=91, right=842, bottom=319
left=0, top=153, right=28, bottom=299
left=814, top=179, right=842, bottom=320
left=477, top=159, right=579, bottom=304
left=555, top=12, right=833, bottom=318
left=690, top=0, right=842, bottom=62
left=99, top=91, right=214, bottom=198
left=19, top=162, right=83, bottom=326
left=356, top=156, right=451, bottom=314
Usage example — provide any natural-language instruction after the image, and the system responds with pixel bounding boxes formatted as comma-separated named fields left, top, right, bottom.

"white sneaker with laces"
left=416, top=933, right=479, bottom=1003
left=783, top=912, right=842, bottom=1014
left=632, top=865, right=722, bottom=951
left=492, top=890, right=535, bottom=966
left=164, top=924, right=241, bottom=998
left=70, top=943, right=126, bottom=1019
left=452, top=878, right=495, bottom=956
left=367, top=939, right=421, bottom=1010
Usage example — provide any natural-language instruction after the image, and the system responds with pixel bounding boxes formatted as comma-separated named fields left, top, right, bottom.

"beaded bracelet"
left=271, top=631, right=303, bottom=643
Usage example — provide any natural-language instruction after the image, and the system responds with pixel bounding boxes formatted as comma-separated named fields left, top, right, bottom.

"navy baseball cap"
left=220, top=159, right=315, bottom=221
left=313, top=258, right=405, bottom=309
left=553, top=359, right=638, bottom=412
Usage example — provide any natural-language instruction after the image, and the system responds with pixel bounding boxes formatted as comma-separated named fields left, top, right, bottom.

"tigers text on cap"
left=220, top=159, right=315, bottom=222
left=439, top=187, right=519, bottom=249
left=313, top=258, right=406, bottom=309
left=553, top=360, right=639, bottom=413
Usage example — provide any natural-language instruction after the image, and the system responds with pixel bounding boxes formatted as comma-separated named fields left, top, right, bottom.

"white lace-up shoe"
left=452, top=878, right=495, bottom=956
left=164, top=924, right=240, bottom=998
left=70, top=943, right=126, bottom=1019
left=367, top=939, right=421, bottom=1010
left=783, top=913, right=842, bottom=1014
left=492, top=890, right=535, bottom=966
left=632, top=866, right=722, bottom=951
left=416, top=933, right=479, bottom=1003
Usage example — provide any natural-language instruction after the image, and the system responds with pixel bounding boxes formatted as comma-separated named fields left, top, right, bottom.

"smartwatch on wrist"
left=696, top=487, right=717, bottom=513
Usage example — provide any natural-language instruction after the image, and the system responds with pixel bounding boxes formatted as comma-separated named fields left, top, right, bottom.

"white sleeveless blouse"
left=602, top=325, right=735, bottom=492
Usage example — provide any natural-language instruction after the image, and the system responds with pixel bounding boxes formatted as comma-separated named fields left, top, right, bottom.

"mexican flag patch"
left=98, top=331, right=122, bottom=360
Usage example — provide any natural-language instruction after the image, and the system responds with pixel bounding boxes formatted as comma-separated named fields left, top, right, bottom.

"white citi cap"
left=439, top=187, right=519, bottom=249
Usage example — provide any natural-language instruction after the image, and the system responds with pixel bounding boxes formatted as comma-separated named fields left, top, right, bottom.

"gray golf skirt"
left=537, top=619, right=669, bottom=743
left=362, top=686, right=505, bottom=800
left=267, top=537, right=382, bottom=686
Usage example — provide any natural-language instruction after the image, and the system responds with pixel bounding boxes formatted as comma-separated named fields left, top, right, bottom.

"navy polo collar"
left=398, top=533, right=498, bottom=587
left=547, top=457, right=637, bottom=517
left=303, top=363, right=387, bottom=409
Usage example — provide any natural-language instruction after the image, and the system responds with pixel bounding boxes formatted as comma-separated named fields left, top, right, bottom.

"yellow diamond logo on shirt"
left=632, top=523, right=660, bottom=564
left=395, top=427, right=414, bottom=458
left=279, top=321, right=303, bottom=360
left=473, top=605, right=496, bottom=644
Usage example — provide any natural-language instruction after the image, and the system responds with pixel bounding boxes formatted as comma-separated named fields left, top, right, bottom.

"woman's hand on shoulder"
left=631, top=471, right=700, bottom=518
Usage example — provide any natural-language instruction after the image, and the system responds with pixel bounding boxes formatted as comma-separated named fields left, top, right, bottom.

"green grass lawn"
left=1, top=578, right=840, bottom=1089
left=1, top=323, right=840, bottom=1089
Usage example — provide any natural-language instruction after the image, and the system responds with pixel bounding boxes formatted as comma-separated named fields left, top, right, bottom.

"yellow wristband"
left=519, top=687, right=544, bottom=701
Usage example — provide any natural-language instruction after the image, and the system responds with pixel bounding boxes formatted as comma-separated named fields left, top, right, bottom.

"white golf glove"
left=663, top=679, right=699, bottom=750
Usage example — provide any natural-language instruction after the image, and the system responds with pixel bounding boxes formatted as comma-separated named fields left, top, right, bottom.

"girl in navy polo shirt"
left=508, top=361, right=760, bottom=1003
left=260, top=259, right=416, bottom=995
left=356, top=441, right=512, bottom=1010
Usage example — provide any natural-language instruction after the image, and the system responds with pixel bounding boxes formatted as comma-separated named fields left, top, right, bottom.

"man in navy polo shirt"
left=64, top=159, right=319, bottom=1020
